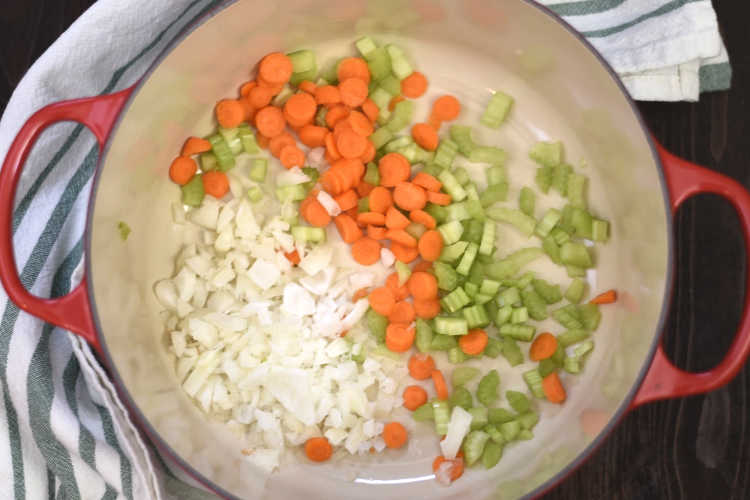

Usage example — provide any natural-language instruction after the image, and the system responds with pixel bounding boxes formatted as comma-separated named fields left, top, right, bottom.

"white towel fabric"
left=0, top=1, right=731, bottom=499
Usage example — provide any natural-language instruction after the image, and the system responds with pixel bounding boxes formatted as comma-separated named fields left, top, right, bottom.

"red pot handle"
left=0, top=88, right=134, bottom=353
left=630, top=141, right=750, bottom=408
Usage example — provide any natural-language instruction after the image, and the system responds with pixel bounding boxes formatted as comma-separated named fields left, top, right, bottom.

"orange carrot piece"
left=305, top=437, right=333, bottom=462
left=169, top=157, right=197, bottom=185
left=181, top=137, right=212, bottom=157
left=325, top=104, right=351, bottom=128
left=238, top=96, right=256, bottom=122
left=590, top=289, right=617, bottom=305
left=418, top=230, right=444, bottom=262
left=542, top=372, right=566, bottom=403
left=408, top=353, right=436, bottom=380
left=239, top=80, right=257, bottom=97
left=386, top=272, right=410, bottom=300
left=360, top=140, right=376, bottom=163
left=378, top=152, right=411, bottom=187
left=352, top=287, right=370, bottom=302
left=431, top=95, right=461, bottom=121
left=388, top=95, right=405, bottom=112
left=459, top=328, right=489, bottom=355
left=426, top=191, right=451, bottom=206
left=357, top=181, right=375, bottom=197
left=283, top=92, right=317, bottom=127
left=268, top=131, right=296, bottom=157
left=391, top=241, right=419, bottom=263
left=319, top=169, right=344, bottom=195
left=284, top=250, right=301, bottom=265
left=324, top=131, right=342, bottom=161
left=407, top=272, right=438, bottom=300
left=255, top=106, right=286, bottom=138
left=361, top=98, right=379, bottom=122
left=357, top=211, right=386, bottom=226
left=336, top=128, right=368, bottom=159
left=389, top=300, right=416, bottom=324
left=529, top=332, right=558, bottom=361
left=351, top=237, right=382, bottom=265
left=258, top=52, right=293, bottom=84
left=432, top=456, right=464, bottom=482
left=298, top=124, right=329, bottom=148
left=215, top=99, right=245, bottom=129
left=401, top=71, right=428, bottom=98
left=431, top=370, right=449, bottom=400
left=334, top=214, right=363, bottom=243
left=412, top=172, right=442, bottom=192
left=337, top=57, right=371, bottom=84
left=393, top=182, right=427, bottom=211
left=386, top=229, right=417, bottom=248
left=413, top=260, right=432, bottom=273
left=403, top=385, right=428, bottom=411
left=334, top=190, right=358, bottom=211
left=247, top=86, right=275, bottom=108
left=298, top=80, right=317, bottom=94
left=300, top=194, right=332, bottom=227
left=411, top=122, right=439, bottom=151
left=369, top=286, right=396, bottom=316
left=347, top=110, right=374, bottom=137
left=339, top=78, right=368, bottom=107
left=315, top=85, right=341, bottom=106
left=385, top=206, right=411, bottom=230
left=385, top=323, right=416, bottom=352
left=414, top=298, right=441, bottom=319
left=383, top=422, right=408, bottom=449
left=279, top=145, right=306, bottom=169
left=428, top=114, right=442, bottom=131
left=256, top=132, right=271, bottom=149
left=368, top=225, right=387, bottom=240
left=409, top=209, right=436, bottom=229
left=368, top=186, right=393, bottom=214
left=202, top=171, right=229, bottom=198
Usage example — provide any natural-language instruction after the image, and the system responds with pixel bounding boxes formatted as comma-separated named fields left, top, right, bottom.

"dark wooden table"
left=1, top=2, right=748, bottom=499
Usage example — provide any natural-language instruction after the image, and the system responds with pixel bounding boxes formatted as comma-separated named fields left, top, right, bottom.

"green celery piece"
left=449, top=386, right=473, bottom=410
left=366, top=308, right=388, bottom=343
left=529, top=141, right=563, bottom=167
left=415, top=319, right=434, bottom=353
left=477, top=370, right=500, bottom=407
left=519, top=187, right=535, bottom=216
left=181, top=175, right=205, bottom=207
left=481, top=90, right=514, bottom=128
left=452, top=367, right=481, bottom=386
left=485, top=248, right=544, bottom=281
left=486, top=207, right=536, bottom=236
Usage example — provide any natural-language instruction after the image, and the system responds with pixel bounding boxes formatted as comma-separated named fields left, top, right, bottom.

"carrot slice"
left=283, top=92, right=317, bottom=127
left=590, top=289, right=617, bottom=304
left=390, top=241, right=419, bottom=263
left=284, top=250, right=301, bottom=265
left=426, top=191, right=451, bottom=206
left=403, top=385, right=428, bottom=411
left=352, top=287, right=370, bottom=302
left=368, top=186, right=393, bottom=214
left=388, top=95, right=405, bottom=112
left=361, top=98, right=379, bottom=122
left=258, top=52, right=293, bottom=84
left=319, top=169, right=344, bottom=195
left=336, top=128, right=368, bottom=159
left=351, top=237, right=382, bottom=265
left=298, top=80, right=317, bottom=94
left=202, top=171, right=229, bottom=198
left=315, top=85, right=341, bottom=106
left=431, top=370, right=449, bottom=400
left=169, top=157, right=197, bottom=185
left=255, top=106, right=286, bottom=138
left=378, top=152, right=411, bottom=187
left=369, top=286, right=396, bottom=316
left=409, top=209, right=436, bottom=229
left=385, top=323, right=416, bottom=352
left=337, top=57, right=371, bottom=84
left=386, top=272, right=410, bottom=300
left=325, top=104, right=351, bottom=128
left=298, top=124, right=329, bottom=148
left=459, top=328, right=488, bottom=355
left=385, top=206, right=411, bottom=230
left=408, top=353, right=436, bottom=380
left=305, top=437, right=333, bottom=462
left=401, top=71, right=428, bottom=98
left=239, top=80, right=257, bottom=97
left=393, top=182, right=427, bottom=211
left=407, top=272, right=438, bottom=300
left=418, top=230, right=444, bottom=262
left=529, top=332, right=558, bottom=361
left=360, top=140, right=376, bottom=163
left=181, top=137, right=212, bottom=157
left=413, top=260, right=432, bottom=273
left=412, top=172, right=442, bottom=192
left=347, top=110, right=374, bottom=137
left=334, top=190, right=358, bottom=211
left=368, top=225, right=387, bottom=240
left=386, top=229, right=417, bottom=248
left=279, top=145, right=305, bottom=169
left=357, top=181, right=375, bottom=197
left=411, top=122, right=439, bottom=151
left=269, top=131, right=296, bottom=157
left=389, top=300, right=416, bottom=324
left=357, top=211, right=386, bottom=226
left=334, top=214, right=364, bottom=243
left=431, top=95, right=461, bottom=121
left=339, top=78, right=368, bottom=107
left=215, top=99, right=245, bottom=129
left=542, top=372, right=566, bottom=403
left=414, top=298, right=441, bottom=319
left=324, top=131, right=342, bottom=161
left=300, top=194, right=332, bottom=227
left=383, top=422, right=408, bottom=449
left=432, top=456, right=464, bottom=482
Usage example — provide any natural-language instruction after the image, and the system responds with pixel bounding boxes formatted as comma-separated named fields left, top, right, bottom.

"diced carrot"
left=202, top=171, right=229, bottom=198
left=351, top=237, right=382, bottom=265
left=337, top=57, right=371, bottom=84
left=334, top=214, right=363, bottom=243
left=414, top=298, right=441, bottom=319
left=393, top=182, right=427, bottom=211
left=215, top=99, right=245, bottom=129
left=258, top=52, right=293, bottom=84
left=357, top=211, right=386, bottom=226
left=418, top=230, right=444, bottom=262
left=382, top=422, right=408, bottom=449
left=283, top=92, right=317, bottom=127
left=412, top=172, right=442, bottom=192
left=542, top=372, right=566, bottom=403
left=409, top=209, right=436, bottom=229
left=334, top=190, right=358, bottom=211
left=248, top=85, right=275, bottom=108
left=279, top=145, right=306, bottom=169
left=378, top=152, right=411, bottom=187
left=389, top=95, right=405, bottom=112
left=181, top=137, right=212, bottom=157
left=386, top=272, right=410, bottom=300
left=403, top=385, right=428, bottom=411
left=284, top=250, right=301, bottom=265
left=401, top=71, right=428, bottom=98
left=459, top=328, right=488, bottom=355
left=413, top=260, right=433, bottom=273
left=431, top=95, right=461, bottom=121
left=255, top=106, right=286, bottom=138
left=298, top=80, right=317, bottom=94
left=315, top=85, right=341, bottom=106
left=369, top=287, right=396, bottom=316
left=431, top=370, right=449, bottom=400
left=529, top=332, right=558, bottom=361
left=385, top=323, right=416, bottom=352
left=239, top=80, right=257, bottom=97
left=590, top=289, right=617, bottom=305
left=408, top=353, right=436, bottom=380
left=361, top=98, right=379, bottom=122
left=336, top=128, right=368, bottom=159
left=411, top=122, right=439, bottom=151
left=407, top=272, right=438, bottom=300
left=389, top=300, right=416, bottom=324
left=298, top=124, right=329, bottom=148
left=368, top=225, right=387, bottom=240
left=360, top=140, right=376, bottom=163
left=426, top=191, right=451, bottom=206
left=305, top=437, right=333, bottom=462
left=347, top=110, right=374, bottom=137
left=269, top=132, right=296, bottom=157
left=169, top=156, right=197, bottom=185
left=385, top=206, right=411, bottom=229
left=432, top=456, right=464, bottom=483
left=300, top=194, right=332, bottom=227
left=386, top=229, right=417, bottom=248
left=339, top=77, right=368, bottom=107
left=357, top=181, right=375, bottom=197
left=325, top=104, right=351, bottom=128
left=368, top=186, right=393, bottom=214
left=390, top=241, right=419, bottom=263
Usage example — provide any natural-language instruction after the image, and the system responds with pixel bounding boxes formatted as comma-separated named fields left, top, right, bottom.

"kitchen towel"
left=0, top=1, right=732, bottom=499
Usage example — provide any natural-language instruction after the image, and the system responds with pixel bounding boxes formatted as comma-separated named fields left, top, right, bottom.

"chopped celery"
left=499, top=324, right=535, bottom=342
left=369, top=126, right=393, bottom=150
left=237, top=124, right=259, bottom=153
left=200, top=152, right=218, bottom=172
left=592, top=218, right=610, bottom=242
left=523, top=369, right=545, bottom=398
left=364, top=162, right=380, bottom=185
left=385, top=44, right=413, bottom=79
left=431, top=333, right=458, bottom=351
left=208, top=134, right=235, bottom=171
left=574, top=339, right=595, bottom=358
left=181, top=175, right=204, bottom=207
left=489, top=408, right=516, bottom=425
left=486, top=207, right=536, bottom=237
left=535, top=208, right=561, bottom=238
left=450, top=386, right=473, bottom=409
left=247, top=186, right=263, bottom=203
left=506, top=391, right=530, bottom=413
left=439, top=241, right=469, bottom=263
left=518, top=411, right=539, bottom=430
left=567, top=173, right=588, bottom=208
left=435, top=316, right=469, bottom=336
left=485, top=424, right=506, bottom=447
left=563, top=356, right=581, bottom=374
left=433, top=400, right=451, bottom=435
left=358, top=196, right=369, bottom=212
left=480, top=183, right=508, bottom=206
left=479, top=279, right=501, bottom=296
left=463, top=430, right=490, bottom=466
left=570, top=207, right=593, bottom=239
left=469, top=146, right=506, bottom=166
left=421, top=163, right=443, bottom=177
left=384, top=136, right=412, bottom=152
left=249, top=158, right=268, bottom=182
left=566, top=265, right=587, bottom=278
left=406, top=222, right=427, bottom=240
left=276, top=184, right=307, bottom=202
left=466, top=199, right=485, bottom=221
left=578, top=303, right=601, bottom=330
left=477, top=370, right=500, bottom=407
left=495, top=304, right=512, bottom=325
left=552, top=304, right=584, bottom=330
left=448, top=346, right=467, bottom=364
left=117, top=221, right=131, bottom=241
left=434, top=261, right=459, bottom=290
left=395, top=260, right=411, bottom=285
left=453, top=366, right=481, bottom=386
left=453, top=167, right=471, bottom=186
left=287, top=49, right=316, bottom=73
left=560, top=242, right=593, bottom=268
left=467, top=260, right=485, bottom=285
left=355, top=36, right=378, bottom=57
left=482, top=441, right=504, bottom=469
left=486, top=165, right=507, bottom=186
left=551, top=227, right=571, bottom=245
left=369, top=85, right=392, bottom=110
left=517, top=271, right=535, bottom=289
left=456, top=242, right=479, bottom=276
left=412, top=402, right=434, bottom=421
left=450, top=125, right=477, bottom=156
left=291, top=226, right=326, bottom=243
left=441, top=288, right=471, bottom=313
left=498, top=287, right=521, bottom=307
left=366, top=308, right=388, bottom=343
left=542, top=236, right=562, bottom=264
left=433, top=139, right=458, bottom=169
left=218, top=126, right=238, bottom=142
left=510, top=307, right=528, bottom=324
left=464, top=281, right=479, bottom=298
left=416, top=319, right=434, bottom=352
left=315, top=106, right=328, bottom=127
left=529, top=141, right=563, bottom=167
left=438, top=170, right=467, bottom=202
left=481, top=90, right=514, bottom=128
left=502, top=337, right=525, bottom=366
left=437, top=220, right=464, bottom=245
left=484, top=337, right=503, bottom=358
left=486, top=247, right=544, bottom=280
left=379, top=74, right=401, bottom=96
left=469, top=407, right=489, bottom=430
left=538, top=358, right=559, bottom=378
left=535, top=165, right=554, bottom=193
left=386, top=99, right=415, bottom=132
left=365, top=47, right=392, bottom=82
left=558, top=329, right=590, bottom=348
left=462, top=219, right=483, bottom=244
left=565, top=278, right=586, bottom=304
left=500, top=420, right=521, bottom=441
left=519, top=187, right=535, bottom=216
left=463, top=305, right=490, bottom=328
left=552, top=163, right=572, bottom=196
left=474, top=293, right=493, bottom=305
left=446, top=201, right=471, bottom=222
left=531, top=279, right=563, bottom=304
left=425, top=203, right=449, bottom=224
left=518, top=429, right=534, bottom=440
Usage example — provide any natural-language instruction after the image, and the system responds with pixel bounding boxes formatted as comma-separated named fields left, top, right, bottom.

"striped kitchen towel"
left=0, top=1, right=731, bottom=499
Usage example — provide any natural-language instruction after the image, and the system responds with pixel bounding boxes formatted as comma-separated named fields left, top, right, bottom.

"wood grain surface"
left=1, top=2, right=748, bottom=499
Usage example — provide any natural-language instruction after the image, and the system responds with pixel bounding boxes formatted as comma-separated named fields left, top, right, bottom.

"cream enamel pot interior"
left=3, top=1, right=750, bottom=499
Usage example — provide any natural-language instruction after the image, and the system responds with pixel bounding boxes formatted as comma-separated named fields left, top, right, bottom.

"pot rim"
left=84, top=1, right=674, bottom=498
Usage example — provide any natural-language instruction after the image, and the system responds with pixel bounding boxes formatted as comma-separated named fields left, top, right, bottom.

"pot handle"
left=0, top=88, right=134, bottom=353
left=630, top=141, right=750, bottom=408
